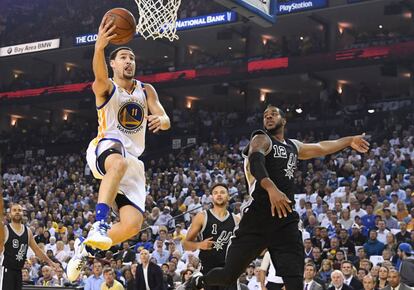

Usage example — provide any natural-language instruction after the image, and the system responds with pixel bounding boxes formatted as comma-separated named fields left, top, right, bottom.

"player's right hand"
left=95, top=16, right=117, bottom=50
left=198, top=237, right=214, bottom=250
left=267, top=186, right=292, bottom=219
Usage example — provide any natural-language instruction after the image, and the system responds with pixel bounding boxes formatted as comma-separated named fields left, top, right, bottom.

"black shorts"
left=234, top=199, right=304, bottom=277
left=1, top=267, right=22, bottom=290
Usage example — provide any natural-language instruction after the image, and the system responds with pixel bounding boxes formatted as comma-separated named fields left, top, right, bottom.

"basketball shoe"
left=83, top=220, right=112, bottom=250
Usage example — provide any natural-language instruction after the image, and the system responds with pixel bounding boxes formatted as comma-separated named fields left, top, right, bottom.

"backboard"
left=214, top=0, right=276, bottom=27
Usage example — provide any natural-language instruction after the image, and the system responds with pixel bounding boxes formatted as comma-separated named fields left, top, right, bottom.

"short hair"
left=388, top=269, right=400, bottom=277
left=103, top=267, right=114, bottom=275
left=305, top=263, right=316, bottom=272
left=210, top=183, right=229, bottom=193
left=341, top=260, right=353, bottom=267
left=363, top=274, right=375, bottom=283
left=331, top=270, right=344, bottom=279
left=265, top=104, right=286, bottom=119
left=109, top=47, right=134, bottom=60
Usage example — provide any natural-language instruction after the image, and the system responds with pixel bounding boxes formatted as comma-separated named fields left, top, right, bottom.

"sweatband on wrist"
left=249, top=152, right=269, bottom=182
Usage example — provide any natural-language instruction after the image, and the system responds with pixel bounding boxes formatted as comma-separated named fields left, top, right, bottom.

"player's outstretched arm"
left=248, top=134, right=292, bottom=218
left=92, top=16, right=116, bottom=107
left=182, top=211, right=214, bottom=251
left=297, top=134, right=370, bottom=160
left=145, top=83, right=171, bottom=133
left=28, top=229, right=59, bottom=270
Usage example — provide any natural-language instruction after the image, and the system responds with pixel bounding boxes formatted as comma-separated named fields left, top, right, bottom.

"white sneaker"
left=66, top=237, right=89, bottom=282
left=83, top=221, right=112, bottom=250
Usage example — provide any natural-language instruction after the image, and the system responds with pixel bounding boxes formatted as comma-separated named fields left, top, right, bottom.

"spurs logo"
left=213, top=231, right=232, bottom=252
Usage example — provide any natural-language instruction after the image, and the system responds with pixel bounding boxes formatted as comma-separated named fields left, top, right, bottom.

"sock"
left=96, top=203, right=110, bottom=223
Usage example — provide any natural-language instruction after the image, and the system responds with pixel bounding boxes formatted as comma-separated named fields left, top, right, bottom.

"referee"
left=0, top=203, right=58, bottom=290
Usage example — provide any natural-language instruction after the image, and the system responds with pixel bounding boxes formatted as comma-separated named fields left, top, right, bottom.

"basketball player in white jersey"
left=67, top=17, right=170, bottom=281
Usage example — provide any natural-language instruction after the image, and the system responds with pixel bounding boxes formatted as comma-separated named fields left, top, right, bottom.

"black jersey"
left=1, top=224, right=29, bottom=270
left=243, top=130, right=300, bottom=208
left=198, top=209, right=237, bottom=273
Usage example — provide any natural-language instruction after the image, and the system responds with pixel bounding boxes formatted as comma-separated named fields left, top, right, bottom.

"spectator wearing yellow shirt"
left=101, top=267, right=124, bottom=290
left=56, top=221, right=67, bottom=237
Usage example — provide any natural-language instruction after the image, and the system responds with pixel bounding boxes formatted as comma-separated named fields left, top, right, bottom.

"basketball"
left=104, top=8, right=136, bottom=45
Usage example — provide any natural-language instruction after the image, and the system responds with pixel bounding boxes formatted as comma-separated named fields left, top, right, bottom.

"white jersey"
left=92, top=79, right=148, bottom=157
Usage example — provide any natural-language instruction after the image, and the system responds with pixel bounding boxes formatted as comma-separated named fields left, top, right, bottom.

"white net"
left=134, top=0, right=182, bottom=41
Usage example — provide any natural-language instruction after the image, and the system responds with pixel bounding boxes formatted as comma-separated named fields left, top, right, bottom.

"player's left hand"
left=350, top=133, right=370, bottom=153
left=49, top=261, right=61, bottom=272
left=146, top=115, right=162, bottom=133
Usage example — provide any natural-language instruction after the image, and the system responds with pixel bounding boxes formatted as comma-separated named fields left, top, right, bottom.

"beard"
left=12, top=215, right=22, bottom=223
left=212, top=200, right=227, bottom=207
left=265, top=121, right=284, bottom=135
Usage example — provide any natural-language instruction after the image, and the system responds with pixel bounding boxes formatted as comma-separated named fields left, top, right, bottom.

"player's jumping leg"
left=67, top=151, right=127, bottom=282
left=108, top=204, right=143, bottom=244
left=84, top=152, right=127, bottom=249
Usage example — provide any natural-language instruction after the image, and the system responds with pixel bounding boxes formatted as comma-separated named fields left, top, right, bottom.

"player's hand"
left=350, top=133, right=370, bottom=153
left=146, top=115, right=162, bottom=133
left=263, top=179, right=292, bottom=218
left=95, top=16, right=117, bottom=50
left=49, top=261, right=61, bottom=272
left=198, top=237, right=214, bottom=250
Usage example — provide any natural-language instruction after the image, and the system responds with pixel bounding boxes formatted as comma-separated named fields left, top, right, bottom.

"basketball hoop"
left=134, top=0, right=182, bottom=41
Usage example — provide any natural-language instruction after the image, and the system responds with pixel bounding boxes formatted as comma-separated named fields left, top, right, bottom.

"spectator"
left=328, top=270, right=352, bottom=290
left=152, top=240, right=170, bottom=265
left=362, top=275, right=376, bottom=290
left=361, top=205, right=376, bottom=231
left=382, top=269, right=411, bottom=290
left=376, top=220, right=390, bottom=244
left=397, top=243, right=414, bottom=287
left=396, top=222, right=411, bottom=244
left=247, top=266, right=263, bottom=290
left=341, top=260, right=363, bottom=290
left=349, top=223, right=367, bottom=246
left=384, top=233, right=397, bottom=255
left=376, top=266, right=389, bottom=289
left=36, top=265, right=59, bottom=286
left=303, top=263, right=323, bottom=290
left=317, top=259, right=333, bottom=285
left=55, top=265, right=70, bottom=286
left=122, top=268, right=135, bottom=290
left=134, top=232, right=154, bottom=253
left=116, top=242, right=136, bottom=263
left=383, top=208, right=399, bottom=229
left=363, top=230, right=385, bottom=257
left=22, top=268, right=34, bottom=285
left=136, top=249, right=165, bottom=290
left=101, top=267, right=124, bottom=290
left=84, top=261, right=104, bottom=290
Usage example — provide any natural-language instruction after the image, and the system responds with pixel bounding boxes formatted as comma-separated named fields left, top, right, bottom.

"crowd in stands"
left=1, top=100, right=414, bottom=289
left=2, top=0, right=414, bottom=94
left=0, top=0, right=222, bottom=47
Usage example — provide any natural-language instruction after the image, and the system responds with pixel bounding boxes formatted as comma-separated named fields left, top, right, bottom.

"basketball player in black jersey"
left=187, top=105, right=369, bottom=290
left=0, top=204, right=58, bottom=290
left=183, top=183, right=239, bottom=290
